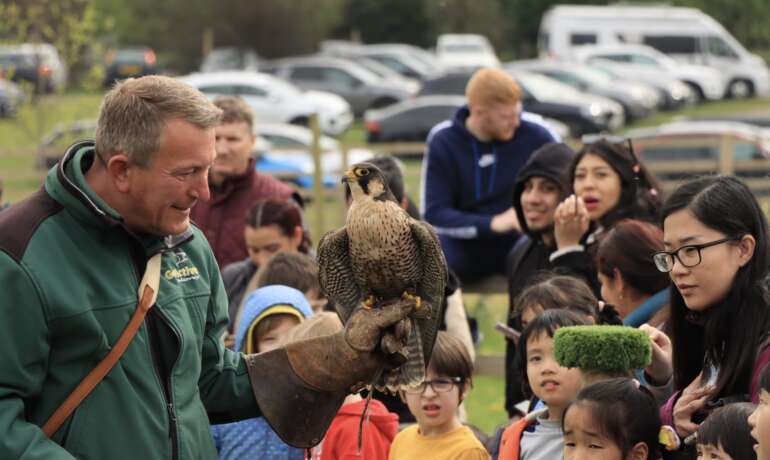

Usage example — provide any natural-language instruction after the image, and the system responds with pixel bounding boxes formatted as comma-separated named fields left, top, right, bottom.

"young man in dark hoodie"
left=421, top=68, right=557, bottom=283
left=504, top=142, right=575, bottom=418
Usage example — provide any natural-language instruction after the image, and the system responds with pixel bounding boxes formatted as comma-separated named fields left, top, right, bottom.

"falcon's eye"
left=355, top=168, right=370, bottom=177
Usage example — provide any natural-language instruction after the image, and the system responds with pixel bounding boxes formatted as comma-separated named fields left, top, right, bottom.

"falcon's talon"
left=401, top=291, right=422, bottom=310
left=362, top=295, right=376, bottom=310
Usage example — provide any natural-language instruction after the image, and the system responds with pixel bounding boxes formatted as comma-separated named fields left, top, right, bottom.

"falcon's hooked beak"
left=342, top=168, right=357, bottom=184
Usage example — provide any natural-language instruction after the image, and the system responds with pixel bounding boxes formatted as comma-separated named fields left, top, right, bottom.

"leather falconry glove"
left=244, top=297, right=416, bottom=448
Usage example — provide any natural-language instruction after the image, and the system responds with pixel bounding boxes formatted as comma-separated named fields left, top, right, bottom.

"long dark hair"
left=596, top=219, right=669, bottom=296
left=563, top=378, right=661, bottom=459
left=245, top=199, right=311, bottom=254
left=663, top=176, right=770, bottom=396
left=569, top=140, right=661, bottom=228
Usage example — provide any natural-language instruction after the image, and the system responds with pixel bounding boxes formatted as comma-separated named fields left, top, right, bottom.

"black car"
left=103, top=47, right=159, bottom=87
left=418, top=71, right=625, bottom=135
left=364, top=95, right=464, bottom=143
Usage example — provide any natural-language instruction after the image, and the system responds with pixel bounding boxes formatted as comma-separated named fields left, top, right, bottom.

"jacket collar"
left=46, top=140, right=194, bottom=253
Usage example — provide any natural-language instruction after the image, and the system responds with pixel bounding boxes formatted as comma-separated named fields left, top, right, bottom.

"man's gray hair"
left=95, top=76, right=222, bottom=166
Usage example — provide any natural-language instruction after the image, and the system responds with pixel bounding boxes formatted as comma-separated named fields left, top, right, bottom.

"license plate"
left=118, top=64, right=142, bottom=75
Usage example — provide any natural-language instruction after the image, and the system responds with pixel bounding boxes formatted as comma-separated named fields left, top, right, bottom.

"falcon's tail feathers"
left=375, top=320, right=426, bottom=393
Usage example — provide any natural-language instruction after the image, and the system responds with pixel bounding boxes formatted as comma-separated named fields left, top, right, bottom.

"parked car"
left=627, top=120, right=770, bottom=183
left=587, top=61, right=692, bottom=110
left=364, top=95, right=571, bottom=143
left=572, top=44, right=726, bottom=102
left=506, top=59, right=659, bottom=120
left=0, top=79, right=24, bottom=117
left=538, top=4, right=770, bottom=98
left=253, top=123, right=374, bottom=176
left=322, top=41, right=445, bottom=81
left=262, top=56, right=415, bottom=115
left=200, top=47, right=259, bottom=72
left=0, top=43, right=67, bottom=92
left=179, top=71, right=353, bottom=135
left=436, top=34, right=500, bottom=71
left=417, top=71, right=624, bottom=135
left=103, top=47, right=159, bottom=87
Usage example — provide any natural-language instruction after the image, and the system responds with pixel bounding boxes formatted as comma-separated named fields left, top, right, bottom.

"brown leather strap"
left=42, top=253, right=162, bottom=437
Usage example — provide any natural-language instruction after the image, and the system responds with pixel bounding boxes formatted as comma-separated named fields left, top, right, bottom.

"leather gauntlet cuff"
left=244, top=332, right=380, bottom=448
left=244, top=349, right=346, bottom=448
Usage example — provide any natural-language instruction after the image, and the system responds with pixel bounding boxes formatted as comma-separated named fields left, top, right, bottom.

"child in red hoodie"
left=284, top=312, right=399, bottom=460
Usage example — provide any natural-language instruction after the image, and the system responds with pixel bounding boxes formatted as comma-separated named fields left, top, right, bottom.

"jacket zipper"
left=147, top=308, right=182, bottom=460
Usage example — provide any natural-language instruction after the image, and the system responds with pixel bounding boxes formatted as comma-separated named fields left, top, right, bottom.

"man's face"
left=520, top=176, right=561, bottom=234
left=480, top=101, right=521, bottom=142
left=211, top=121, right=255, bottom=184
left=123, top=118, right=215, bottom=236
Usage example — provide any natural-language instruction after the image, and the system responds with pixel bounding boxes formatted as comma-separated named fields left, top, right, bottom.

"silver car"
left=263, top=56, right=416, bottom=115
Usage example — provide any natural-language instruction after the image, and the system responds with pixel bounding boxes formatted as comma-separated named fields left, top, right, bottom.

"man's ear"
left=106, top=154, right=132, bottom=193
left=626, top=441, right=648, bottom=460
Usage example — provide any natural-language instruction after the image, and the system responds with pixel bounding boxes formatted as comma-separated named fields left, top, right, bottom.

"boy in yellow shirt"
left=389, top=331, right=490, bottom=460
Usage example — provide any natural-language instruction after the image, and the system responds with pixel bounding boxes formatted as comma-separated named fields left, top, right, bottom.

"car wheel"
left=683, top=82, right=705, bottom=103
left=728, top=79, right=753, bottom=99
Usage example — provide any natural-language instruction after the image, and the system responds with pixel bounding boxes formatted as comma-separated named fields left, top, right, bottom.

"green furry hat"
left=554, top=325, right=652, bottom=373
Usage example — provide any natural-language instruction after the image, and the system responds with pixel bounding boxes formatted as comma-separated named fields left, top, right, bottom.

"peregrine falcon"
left=317, top=162, right=447, bottom=392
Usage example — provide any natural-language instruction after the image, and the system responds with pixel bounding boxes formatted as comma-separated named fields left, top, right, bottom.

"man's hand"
left=344, top=298, right=416, bottom=352
left=491, top=207, right=521, bottom=234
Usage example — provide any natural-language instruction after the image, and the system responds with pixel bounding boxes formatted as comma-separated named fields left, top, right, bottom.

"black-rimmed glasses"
left=652, top=236, right=742, bottom=273
left=404, top=377, right=463, bottom=394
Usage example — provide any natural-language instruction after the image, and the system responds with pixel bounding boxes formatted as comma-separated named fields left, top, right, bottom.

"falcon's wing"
left=410, top=220, right=448, bottom=367
left=317, top=227, right=362, bottom=323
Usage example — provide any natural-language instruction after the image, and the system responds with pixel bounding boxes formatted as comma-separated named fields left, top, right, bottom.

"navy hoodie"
left=420, top=106, right=556, bottom=280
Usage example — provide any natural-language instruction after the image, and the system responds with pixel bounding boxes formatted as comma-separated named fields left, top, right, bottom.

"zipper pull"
left=167, top=402, right=177, bottom=422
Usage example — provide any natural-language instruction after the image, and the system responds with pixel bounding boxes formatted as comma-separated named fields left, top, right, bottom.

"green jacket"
left=0, top=142, right=260, bottom=459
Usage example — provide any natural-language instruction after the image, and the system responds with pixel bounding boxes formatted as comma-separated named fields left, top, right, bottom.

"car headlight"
left=580, top=103, right=604, bottom=119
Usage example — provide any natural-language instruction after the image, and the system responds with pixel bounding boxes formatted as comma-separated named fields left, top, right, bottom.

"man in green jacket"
left=0, top=76, right=414, bottom=459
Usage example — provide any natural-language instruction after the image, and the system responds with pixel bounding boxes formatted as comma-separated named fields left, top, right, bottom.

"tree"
left=343, top=0, right=433, bottom=47
left=0, top=0, right=111, bottom=89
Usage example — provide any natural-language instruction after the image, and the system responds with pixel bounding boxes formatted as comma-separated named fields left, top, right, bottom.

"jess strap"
left=42, top=253, right=162, bottom=437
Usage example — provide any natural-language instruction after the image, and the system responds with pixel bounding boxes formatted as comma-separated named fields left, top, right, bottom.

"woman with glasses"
left=654, top=176, right=770, bottom=450
left=551, top=138, right=661, bottom=296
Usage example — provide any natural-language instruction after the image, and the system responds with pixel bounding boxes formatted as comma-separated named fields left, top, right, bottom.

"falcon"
left=317, top=162, right=447, bottom=392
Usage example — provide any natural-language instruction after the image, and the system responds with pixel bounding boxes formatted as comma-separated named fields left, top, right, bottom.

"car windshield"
left=515, top=72, right=582, bottom=101
left=440, top=44, right=485, bottom=54
left=571, top=66, right=612, bottom=85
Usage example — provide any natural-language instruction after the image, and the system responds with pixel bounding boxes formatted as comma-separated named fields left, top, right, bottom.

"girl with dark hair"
left=696, top=403, right=757, bottom=460
left=655, top=176, right=770, bottom=444
left=220, top=199, right=312, bottom=347
left=596, top=219, right=670, bottom=328
left=551, top=139, right=662, bottom=296
left=562, top=378, right=662, bottom=460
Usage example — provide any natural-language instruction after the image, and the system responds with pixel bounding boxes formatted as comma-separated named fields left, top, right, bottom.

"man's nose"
left=193, top=173, right=211, bottom=202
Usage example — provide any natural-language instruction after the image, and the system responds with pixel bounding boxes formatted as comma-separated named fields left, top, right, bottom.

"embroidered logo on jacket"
left=165, top=249, right=200, bottom=283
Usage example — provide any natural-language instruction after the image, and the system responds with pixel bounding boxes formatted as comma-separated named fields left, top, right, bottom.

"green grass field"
left=3, top=92, right=770, bottom=434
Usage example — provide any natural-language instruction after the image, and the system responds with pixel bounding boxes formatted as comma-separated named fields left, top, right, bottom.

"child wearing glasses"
left=551, top=138, right=661, bottom=297
left=652, top=176, right=770, bottom=453
left=499, top=309, right=589, bottom=460
left=389, top=331, right=489, bottom=460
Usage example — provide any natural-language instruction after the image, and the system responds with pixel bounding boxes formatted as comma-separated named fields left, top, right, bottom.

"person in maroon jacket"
left=191, top=96, right=300, bottom=268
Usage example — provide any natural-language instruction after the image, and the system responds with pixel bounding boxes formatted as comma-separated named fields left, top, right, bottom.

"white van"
left=538, top=4, right=770, bottom=97
left=436, top=34, right=500, bottom=71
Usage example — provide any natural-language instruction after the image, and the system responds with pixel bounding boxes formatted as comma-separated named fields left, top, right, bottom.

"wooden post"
left=202, top=28, right=214, bottom=60
left=718, top=134, right=734, bottom=176
left=310, top=113, right=324, bottom=235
